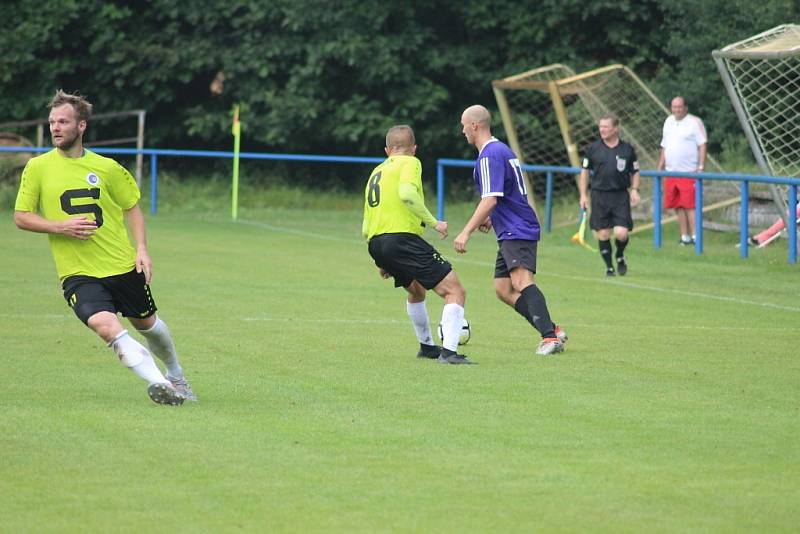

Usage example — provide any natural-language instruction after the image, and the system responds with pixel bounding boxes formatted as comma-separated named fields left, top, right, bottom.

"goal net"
left=493, top=64, right=735, bottom=226
left=713, top=24, right=800, bottom=222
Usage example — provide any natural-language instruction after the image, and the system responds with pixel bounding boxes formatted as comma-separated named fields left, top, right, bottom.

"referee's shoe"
left=617, top=257, right=628, bottom=276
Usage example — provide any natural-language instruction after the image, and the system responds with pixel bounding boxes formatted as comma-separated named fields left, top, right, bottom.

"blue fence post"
left=789, top=184, right=797, bottom=265
left=695, top=178, right=703, bottom=255
left=436, top=161, right=444, bottom=221
left=654, top=175, right=662, bottom=249
left=545, top=171, right=553, bottom=233
left=150, top=154, right=158, bottom=216
left=739, top=181, right=749, bottom=258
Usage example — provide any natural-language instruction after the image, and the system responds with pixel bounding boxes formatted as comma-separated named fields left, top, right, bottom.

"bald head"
left=462, top=105, right=491, bottom=128
left=461, top=105, right=493, bottom=148
left=385, top=125, right=416, bottom=155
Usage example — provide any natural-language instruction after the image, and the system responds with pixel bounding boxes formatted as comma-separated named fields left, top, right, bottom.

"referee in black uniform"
left=579, top=113, right=641, bottom=276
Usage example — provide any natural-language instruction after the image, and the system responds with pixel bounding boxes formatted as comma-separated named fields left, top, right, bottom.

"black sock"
left=517, top=285, right=556, bottom=338
left=599, top=239, right=613, bottom=269
left=615, top=238, right=628, bottom=259
left=514, top=300, right=557, bottom=335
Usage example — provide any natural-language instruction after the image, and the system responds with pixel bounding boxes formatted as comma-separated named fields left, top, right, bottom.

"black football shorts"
left=590, top=190, right=633, bottom=231
left=494, top=239, right=538, bottom=278
left=368, top=233, right=452, bottom=290
left=62, top=268, right=157, bottom=324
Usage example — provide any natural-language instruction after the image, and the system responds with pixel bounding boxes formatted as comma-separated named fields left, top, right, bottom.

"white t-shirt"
left=661, top=113, right=707, bottom=172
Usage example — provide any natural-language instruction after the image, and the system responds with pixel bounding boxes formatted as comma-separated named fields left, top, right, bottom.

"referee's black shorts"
left=62, top=268, right=157, bottom=325
left=590, top=190, right=633, bottom=231
left=368, top=233, right=452, bottom=290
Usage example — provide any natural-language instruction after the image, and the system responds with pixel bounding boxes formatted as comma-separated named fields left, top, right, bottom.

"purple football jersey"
left=474, top=138, right=540, bottom=241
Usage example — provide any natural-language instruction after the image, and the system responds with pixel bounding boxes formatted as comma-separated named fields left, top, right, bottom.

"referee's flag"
left=570, top=209, right=596, bottom=251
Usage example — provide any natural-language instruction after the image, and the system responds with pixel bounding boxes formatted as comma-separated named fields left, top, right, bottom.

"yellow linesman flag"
left=570, top=209, right=596, bottom=252
left=232, top=105, right=241, bottom=136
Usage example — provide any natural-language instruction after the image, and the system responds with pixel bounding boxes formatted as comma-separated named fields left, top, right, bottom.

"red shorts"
left=664, top=177, right=696, bottom=209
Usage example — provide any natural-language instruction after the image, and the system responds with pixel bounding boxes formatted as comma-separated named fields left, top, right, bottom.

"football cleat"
left=606, top=267, right=616, bottom=277
left=554, top=325, right=568, bottom=344
left=416, top=344, right=442, bottom=360
left=167, top=375, right=197, bottom=401
left=437, top=351, right=477, bottom=365
left=147, top=382, right=187, bottom=406
left=535, top=338, right=565, bottom=356
left=617, top=257, right=628, bottom=276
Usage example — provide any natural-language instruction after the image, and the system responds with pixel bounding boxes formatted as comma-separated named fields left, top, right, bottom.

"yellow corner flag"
left=570, top=209, right=596, bottom=252
left=231, top=105, right=241, bottom=221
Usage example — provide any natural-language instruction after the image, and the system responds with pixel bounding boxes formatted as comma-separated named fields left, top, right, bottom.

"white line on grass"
left=234, top=218, right=800, bottom=314
left=242, top=316, right=405, bottom=324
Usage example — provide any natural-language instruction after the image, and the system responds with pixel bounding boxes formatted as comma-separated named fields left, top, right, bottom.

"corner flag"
left=231, top=105, right=241, bottom=221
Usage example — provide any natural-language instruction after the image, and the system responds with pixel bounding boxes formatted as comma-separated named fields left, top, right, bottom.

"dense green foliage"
left=1, top=0, right=796, bottom=171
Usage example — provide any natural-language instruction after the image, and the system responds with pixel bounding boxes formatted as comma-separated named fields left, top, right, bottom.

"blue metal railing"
left=0, top=146, right=383, bottom=217
left=435, top=159, right=800, bottom=265
left=2, top=146, right=797, bottom=263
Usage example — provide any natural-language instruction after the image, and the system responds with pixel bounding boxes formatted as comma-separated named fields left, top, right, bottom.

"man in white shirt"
left=657, top=96, right=707, bottom=245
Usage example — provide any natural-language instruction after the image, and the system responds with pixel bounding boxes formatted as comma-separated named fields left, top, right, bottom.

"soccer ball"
left=438, top=318, right=471, bottom=346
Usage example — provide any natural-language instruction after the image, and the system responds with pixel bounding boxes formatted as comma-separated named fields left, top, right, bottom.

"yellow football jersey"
left=363, top=155, right=427, bottom=239
left=15, top=149, right=140, bottom=281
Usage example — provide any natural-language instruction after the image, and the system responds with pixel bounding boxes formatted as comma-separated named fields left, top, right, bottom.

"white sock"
left=681, top=234, right=690, bottom=241
left=407, top=301, right=434, bottom=345
left=440, top=303, right=465, bottom=352
left=137, top=316, right=183, bottom=379
left=109, top=331, right=168, bottom=385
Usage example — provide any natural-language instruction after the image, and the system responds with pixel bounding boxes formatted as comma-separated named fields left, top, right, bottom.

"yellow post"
left=547, top=81, right=581, bottom=177
left=493, top=84, right=538, bottom=213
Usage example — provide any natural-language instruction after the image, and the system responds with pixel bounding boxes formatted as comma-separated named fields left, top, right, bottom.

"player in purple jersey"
left=454, top=105, right=566, bottom=356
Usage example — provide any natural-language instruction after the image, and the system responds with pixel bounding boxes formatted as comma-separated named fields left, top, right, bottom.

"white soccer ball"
left=438, top=318, right=471, bottom=346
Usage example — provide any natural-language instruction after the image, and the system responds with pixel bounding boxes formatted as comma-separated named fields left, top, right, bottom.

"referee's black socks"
left=514, top=285, right=556, bottom=338
left=615, top=238, right=628, bottom=259
left=599, top=239, right=613, bottom=268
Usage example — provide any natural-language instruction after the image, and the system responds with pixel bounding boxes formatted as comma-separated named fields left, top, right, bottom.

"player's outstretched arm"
left=454, top=196, right=497, bottom=253
left=14, top=211, right=96, bottom=240
left=123, top=203, right=153, bottom=283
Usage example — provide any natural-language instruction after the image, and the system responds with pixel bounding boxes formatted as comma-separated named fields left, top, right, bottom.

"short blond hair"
left=385, top=125, right=416, bottom=150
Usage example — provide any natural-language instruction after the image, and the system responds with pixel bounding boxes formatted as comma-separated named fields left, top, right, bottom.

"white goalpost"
left=713, top=24, right=800, bottom=227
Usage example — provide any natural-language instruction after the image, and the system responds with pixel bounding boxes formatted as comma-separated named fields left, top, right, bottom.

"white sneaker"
left=167, top=375, right=197, bottom=401
left=147, top=382, right=186, bottom=406
left=554, top=325, right=568, bottom=344
left=536, top=338, right=565, bottom=356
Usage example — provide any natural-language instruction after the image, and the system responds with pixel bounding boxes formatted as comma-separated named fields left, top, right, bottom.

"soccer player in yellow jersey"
left=363, top=125, right=474, bottom=364
left=14, top=90, right=195, bottom=405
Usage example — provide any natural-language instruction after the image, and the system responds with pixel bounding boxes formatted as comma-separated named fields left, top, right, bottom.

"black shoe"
left=616, top=257, right=627, bottom=276
left=679, top=238, right=694, bottom=246
left=437, top=351, right=476, bottom=365
left=606, top=267, right=616, bottom=277
left=416, top=344, right=441, bottom=359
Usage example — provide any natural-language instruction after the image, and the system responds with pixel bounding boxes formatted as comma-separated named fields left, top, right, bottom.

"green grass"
left=2, top=196, right=799, bottom=532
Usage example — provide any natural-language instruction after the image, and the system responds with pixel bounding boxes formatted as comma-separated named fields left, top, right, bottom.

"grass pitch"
left=2, top=202, right=798, bottom=532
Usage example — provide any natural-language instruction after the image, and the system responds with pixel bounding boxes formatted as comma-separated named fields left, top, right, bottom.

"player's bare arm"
left=578, top=168, right=590, bottom=210
left=454, top=196, right=497, bottom=253
left=630, top=171, right=641, bottom=206
left=123, top=203, right=153, bottom=283
left=433, top=220, right=448, bottom=238
left=14, top=211, right=97, bottom=240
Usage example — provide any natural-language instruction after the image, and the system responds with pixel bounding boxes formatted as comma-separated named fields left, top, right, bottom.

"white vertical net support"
left=713, top=24, right=800, bottom=183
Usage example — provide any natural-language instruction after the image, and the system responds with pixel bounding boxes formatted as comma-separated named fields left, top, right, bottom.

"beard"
left=53, top=131, right=80, bottom=151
